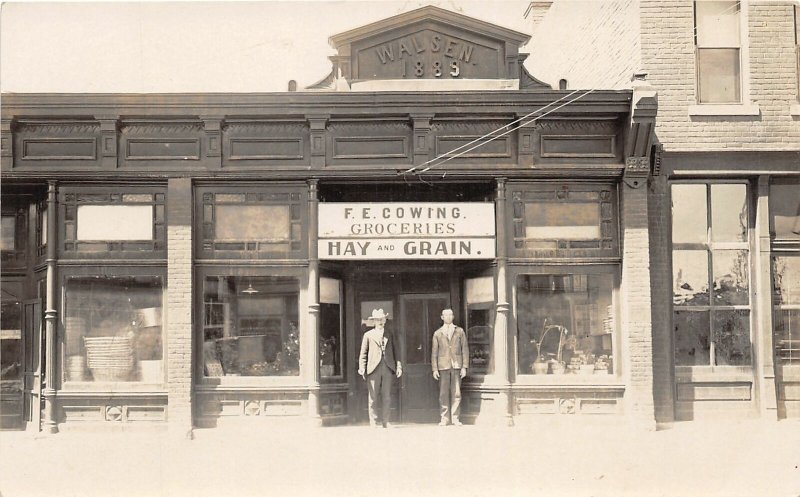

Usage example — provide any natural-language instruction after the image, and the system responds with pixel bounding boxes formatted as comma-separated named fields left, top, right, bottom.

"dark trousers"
left=367, top=360, right=393, bottom=426
left=438, top=368, right=462, bottom=422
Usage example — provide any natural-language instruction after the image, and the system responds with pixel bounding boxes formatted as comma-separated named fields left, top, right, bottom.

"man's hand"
left=433, top=370, right=440, bottom=380
left=396, top=365, right=403, bottom=378
left=358, top=369, right=365, bottom=380
left=460, top=368, right=467, bottom=379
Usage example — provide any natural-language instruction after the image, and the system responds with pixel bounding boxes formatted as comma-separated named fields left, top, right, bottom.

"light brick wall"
left=526, top=0, right=641, bottom=90
left=167, top=178, right=193, bottom=437
left=621, top=183, right=656, bottom=427
left=641, top=0, right=800, bottom=151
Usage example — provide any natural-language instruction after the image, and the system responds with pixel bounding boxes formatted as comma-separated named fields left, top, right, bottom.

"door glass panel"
left=319, top=277, right=342, bottom=378
left=404, top=299, right=426, bottom=364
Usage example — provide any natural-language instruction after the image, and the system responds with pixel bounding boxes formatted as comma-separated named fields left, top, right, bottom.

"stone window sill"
left=688, top=103, right=761, bottom=117
left=790, top=103, right=800, bottom=117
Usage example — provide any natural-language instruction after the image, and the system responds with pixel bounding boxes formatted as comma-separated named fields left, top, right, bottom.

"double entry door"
left=351, top=268, right=452, bottom=424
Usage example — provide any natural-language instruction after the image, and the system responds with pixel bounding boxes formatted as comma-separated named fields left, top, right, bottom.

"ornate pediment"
left=309, top=6, right=550, bottom=90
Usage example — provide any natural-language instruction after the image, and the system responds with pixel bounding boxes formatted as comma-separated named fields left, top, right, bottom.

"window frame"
left=194, top=265, right=307, bottom=388
left=510, top=263, right=622, bottom=385
left=194, top=183, right=308, bottom=261
left=693, top=0, right=745, bottom=105
left=507, top=181, right=620, bottom=260
left=58, top=265, right=167, bottom=391
left=58, top=185, right=167, bottom=260
left=670, top=180, right=754, bottom=375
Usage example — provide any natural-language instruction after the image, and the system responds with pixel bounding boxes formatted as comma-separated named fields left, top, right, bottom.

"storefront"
left=0, top=6, right=659, bottom=432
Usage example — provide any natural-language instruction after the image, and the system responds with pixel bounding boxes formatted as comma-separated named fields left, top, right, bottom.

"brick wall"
left=620, top=183, right=656, bottom=427
left=641, top=0, right=800, bottom=151
left=167, top=178, right=193, bottom=437
left=526, top=0, right=641, bottom=90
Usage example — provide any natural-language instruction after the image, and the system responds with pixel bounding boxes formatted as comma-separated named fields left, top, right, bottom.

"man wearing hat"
left=358, top=308, right=402, bottom=428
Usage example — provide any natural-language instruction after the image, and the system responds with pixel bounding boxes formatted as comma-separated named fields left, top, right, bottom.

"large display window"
left=62, top=272, right=165, bottom=384
left=201, top=272, right=301, bottom=378
left=515, top=268, right=618, bottom=377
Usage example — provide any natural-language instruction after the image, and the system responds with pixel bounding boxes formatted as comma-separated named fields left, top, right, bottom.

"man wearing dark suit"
left=358, top=309, right=402, bottom=428
left=431, top=308, right=469, bottom=426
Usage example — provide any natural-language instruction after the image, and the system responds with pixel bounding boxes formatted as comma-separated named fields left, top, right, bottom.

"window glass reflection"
left=674, top=310, right=710, bottom=366
left=770, top=181, right=800, bottom=239
left=711, top=184, right=747, bottom=242
left=319, top=277, right=342, bottom=378
left=712, top=310, right=751, bottom=366
left=203, top=276, right=300, bottom=377
left=671, top=185, right=708, bottom=243
left=712, top=250, right=749, bottom=305
left=673, top=250, right=709, bottom=306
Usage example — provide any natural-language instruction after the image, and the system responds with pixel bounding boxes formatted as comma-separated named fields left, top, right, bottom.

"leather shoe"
left=438, top=420, right=449, bottom=426
left=452, top=419, right=463, bottom=426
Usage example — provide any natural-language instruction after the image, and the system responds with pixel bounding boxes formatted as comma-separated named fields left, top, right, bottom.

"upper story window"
left=694, top=1, right=742, bottom=104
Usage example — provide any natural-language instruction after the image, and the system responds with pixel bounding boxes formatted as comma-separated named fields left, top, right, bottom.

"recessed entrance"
left=347, top=264, right=459, bottom=424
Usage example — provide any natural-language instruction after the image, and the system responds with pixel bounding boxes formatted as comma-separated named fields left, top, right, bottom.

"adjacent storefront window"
left=319, top=277, right=343, bottom=379
left=202, top=276, right=300, bottom=377
left=63, top=275, right=164, bottom=383
left=516, top=272, right=616, bottom=376
left=0, top=216, right=15, bottom=251
left=774, top=257, right=800, bottom=366
left=671, top=183, right=752, bottom=367
left=772, top=178, right=800, bottom=367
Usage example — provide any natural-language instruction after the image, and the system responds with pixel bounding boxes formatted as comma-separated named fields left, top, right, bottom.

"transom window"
left=60, top=187, right=166, bottom=258
left=671, top=182, right=752, bottom=367
left=694, top=1, right=742, bottom=104
left=196, top=185, right=306, bottom=260
left=510, top=183, right=618, bottom=258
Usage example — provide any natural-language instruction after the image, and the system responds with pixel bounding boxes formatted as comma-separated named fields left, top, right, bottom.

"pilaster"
left=42, top=181, right=59, bottom=434
left=306, top=179, right=323, bottom=426
left=308, top=115, right=329, bottom=168
left=95, top=116, right=119, bottom=169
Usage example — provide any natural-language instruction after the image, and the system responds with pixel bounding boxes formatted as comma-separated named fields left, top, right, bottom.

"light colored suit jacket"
left=431, top=325, right=469, bottom=373
left=358, top=328, right=399, bottom=376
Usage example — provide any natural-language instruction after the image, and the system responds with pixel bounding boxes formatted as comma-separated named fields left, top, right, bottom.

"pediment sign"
left=353, top=24, right=504, bottom=81
left=310, top=6, right=550, bottom=89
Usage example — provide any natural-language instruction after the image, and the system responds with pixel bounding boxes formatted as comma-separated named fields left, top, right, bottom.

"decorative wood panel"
left=13, top=121, right=101, bottom=168
left=21, top=138, right=97, bottom=160
left=431, top=119, right=517, bottom=163
left=223, top=122, right=309, bottom=166
left=119, top=121, right=203, bottom=166
left=327, top=121, right=412, bottom=165
left=540, top=135, right=616, bottom=158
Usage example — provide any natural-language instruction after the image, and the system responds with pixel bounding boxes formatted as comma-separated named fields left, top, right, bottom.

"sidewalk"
left=1, top=419, right=799, bottom=497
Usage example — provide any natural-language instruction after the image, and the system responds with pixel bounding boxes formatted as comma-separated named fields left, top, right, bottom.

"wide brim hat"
left=370, top=308, right=389, bottom=320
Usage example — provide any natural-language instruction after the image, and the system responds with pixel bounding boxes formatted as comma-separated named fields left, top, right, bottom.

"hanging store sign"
left=318, top=202, right=495, bottom=260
